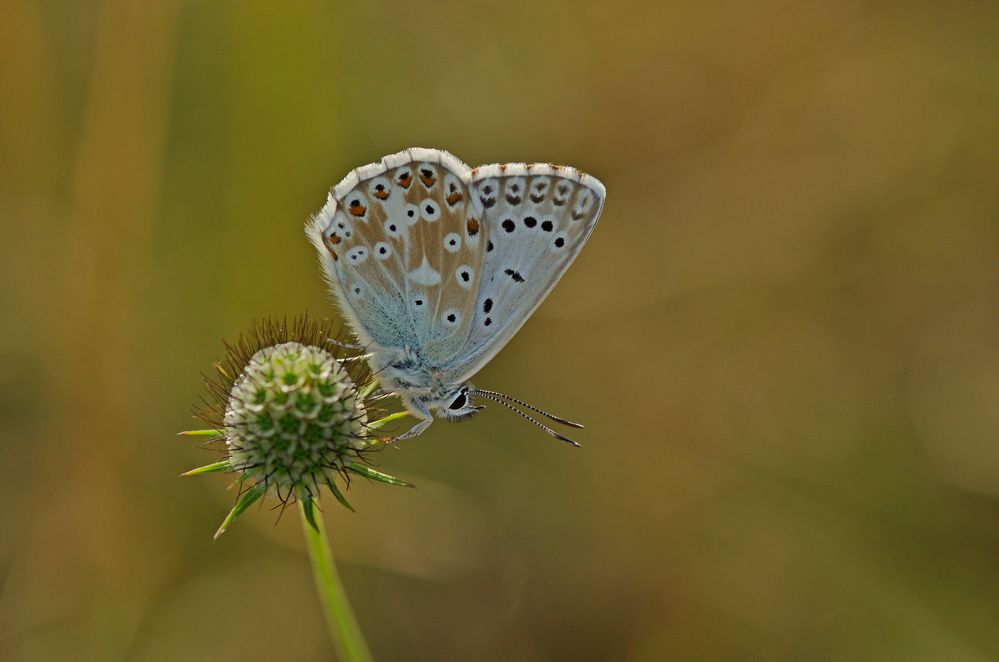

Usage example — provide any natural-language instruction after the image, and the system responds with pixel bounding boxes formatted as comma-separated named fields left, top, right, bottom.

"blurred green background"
left=2, top=1, right=998, bottom=660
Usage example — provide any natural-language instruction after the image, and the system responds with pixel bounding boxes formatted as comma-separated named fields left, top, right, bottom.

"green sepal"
left=214, top=484, right=265, bottom=540
left=368, top=410, right=409, bottom=431
left=178, top=429, right=224, bottom=438
left=181, top=460, right=231, bottom=476
left=345, top=461, right=414, bottom=488
left=301, top=496, right=320, bottom=533
left=356, top=380, right=379, bottom=399
left=325, top=477, right=354, bottom=512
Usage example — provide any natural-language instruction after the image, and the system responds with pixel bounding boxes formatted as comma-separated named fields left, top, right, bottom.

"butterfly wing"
left=307, top=148, right=486, bottom=362
left=439, top=163, right=605, bottom=383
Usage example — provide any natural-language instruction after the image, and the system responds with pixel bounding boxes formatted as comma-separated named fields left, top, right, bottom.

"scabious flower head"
left=224, top=341, right=368, bottom=496
left=183, top=315, right=411, bottom=538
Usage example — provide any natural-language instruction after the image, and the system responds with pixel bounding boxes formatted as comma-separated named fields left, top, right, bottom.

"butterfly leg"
left=327, top=337, right=368, bottom=352
left=386, top=397, right=434, bottom=442
left=390, top=417, right=433, bottom=442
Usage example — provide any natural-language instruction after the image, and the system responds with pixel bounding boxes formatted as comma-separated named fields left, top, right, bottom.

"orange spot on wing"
left=466, top=218, right=479, bottom=236
left=374, top=190, right=389, bottom=200
left=325, top=243, right=339, bottom=261
left=323, top=232, right=341, bottom=260
left=446, top=191, right=464, bottom=205
left=349, top=203, right=366, bottom=217
left=398, top=173, right=412, bottom=188
left=419, top=174, right=436, bottom=187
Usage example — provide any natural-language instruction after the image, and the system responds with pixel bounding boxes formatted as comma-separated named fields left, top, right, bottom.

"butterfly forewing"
left=309, top=149, right=486, bottom=361
left=440, top=163, right=605, bottom=383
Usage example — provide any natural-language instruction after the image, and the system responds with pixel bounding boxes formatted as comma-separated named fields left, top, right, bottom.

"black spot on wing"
left=504, top=268, right=525, bottom=283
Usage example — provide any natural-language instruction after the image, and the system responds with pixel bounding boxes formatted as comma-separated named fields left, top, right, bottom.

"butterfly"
left=307, top=148, right=605, bottom=445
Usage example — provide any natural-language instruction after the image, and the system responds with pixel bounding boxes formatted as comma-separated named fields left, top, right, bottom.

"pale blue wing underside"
left=440, top=163, right=604, bottom=383
left=308, top=148, right=603, bottom=386
left=307, top=148, right=485, bottom=363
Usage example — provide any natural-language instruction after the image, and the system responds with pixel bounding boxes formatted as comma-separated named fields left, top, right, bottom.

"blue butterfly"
left=309, top=148, right=605, bottom=444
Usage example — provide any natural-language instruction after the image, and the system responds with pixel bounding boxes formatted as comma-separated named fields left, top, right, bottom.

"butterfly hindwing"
left=440, top=163, right=605, bottom=383
left=308, top=148, right=486, bottom=360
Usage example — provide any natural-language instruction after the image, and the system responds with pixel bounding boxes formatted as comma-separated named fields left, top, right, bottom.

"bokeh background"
left=2, top=1, right=998, bottom=660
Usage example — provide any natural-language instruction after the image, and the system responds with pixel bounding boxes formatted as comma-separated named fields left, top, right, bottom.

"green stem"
left=299, top=500, right=374, bottom=662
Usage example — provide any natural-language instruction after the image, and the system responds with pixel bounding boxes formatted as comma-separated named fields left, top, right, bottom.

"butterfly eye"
left=448, top=392, right=467, bottom=410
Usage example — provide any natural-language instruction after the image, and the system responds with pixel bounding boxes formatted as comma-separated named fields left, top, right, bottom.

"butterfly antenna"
left=470, top=390, right=580, bottom=447
left=471, top=388, right=584, bottom=429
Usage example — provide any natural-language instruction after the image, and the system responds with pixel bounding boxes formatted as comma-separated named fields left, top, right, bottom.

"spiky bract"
left=183, top=315, right=412, bottom=537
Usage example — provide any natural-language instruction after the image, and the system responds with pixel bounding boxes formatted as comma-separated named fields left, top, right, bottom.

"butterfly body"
left=308, top=148, right=604, bottom=442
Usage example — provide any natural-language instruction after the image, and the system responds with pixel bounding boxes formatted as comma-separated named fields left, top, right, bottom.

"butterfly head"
left=432, top=384, right=484, bottom=423
left=400, top=380, right=585, bottom=446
